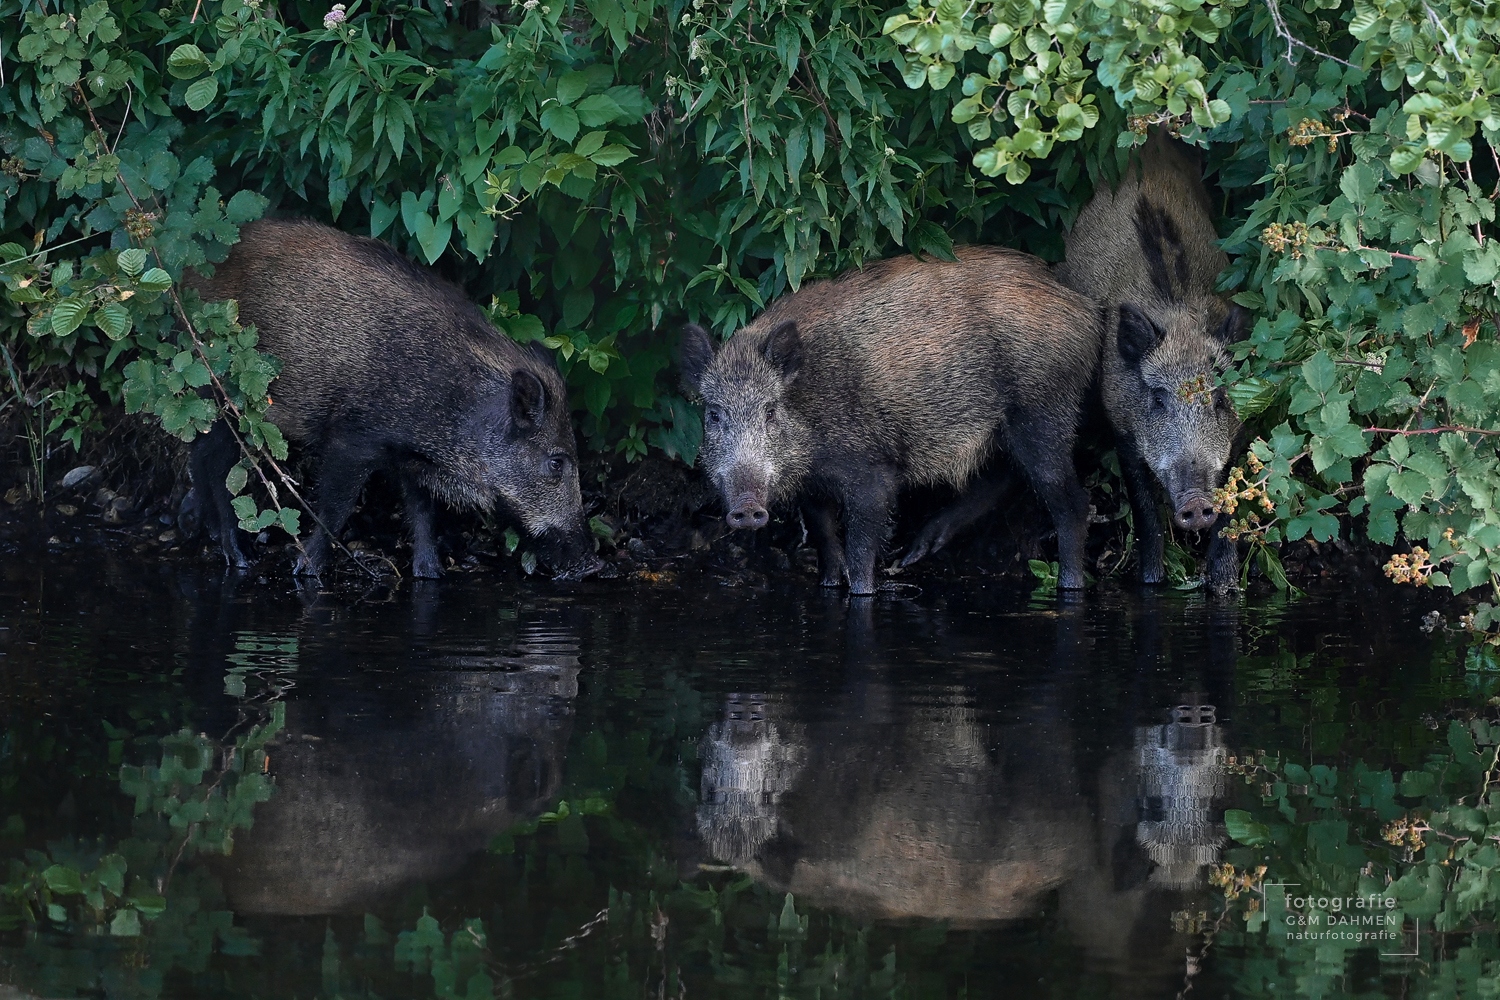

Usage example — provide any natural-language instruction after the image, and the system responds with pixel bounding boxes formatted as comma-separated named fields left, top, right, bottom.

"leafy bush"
left=5, top=0, right=1500, bottom=592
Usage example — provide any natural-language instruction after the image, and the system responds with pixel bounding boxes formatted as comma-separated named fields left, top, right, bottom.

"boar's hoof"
left=1058, top=569, right=1087, bottom=591
left=726, top=502, right=769, bottom=530
left=292, top=552, right=324, bottom=579
left=1206, top=565, right=1240, bottom=596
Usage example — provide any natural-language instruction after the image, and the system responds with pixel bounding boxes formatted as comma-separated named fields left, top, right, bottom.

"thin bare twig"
left=1263, top=0, right=1356, bottom=67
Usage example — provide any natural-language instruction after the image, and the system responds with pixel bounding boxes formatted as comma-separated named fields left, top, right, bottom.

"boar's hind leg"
left=801, top=498, right=846, bottom=588
left=190, top=421, right=249, bottom=570
left=1118, top=441, right=1165, bottom=584
left=899, top=469, right=1016, bottom=568
left=398, top=466, right=443, bottom=580
left=1006, top=416, right=1090, bottom=590
left=294, top=437, right=379, bottom=578
left=841, top=471, right=897, bottom=597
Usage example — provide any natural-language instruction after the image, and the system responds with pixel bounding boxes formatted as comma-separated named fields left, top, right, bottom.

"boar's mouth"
left=550, top=553, right=606, bottom=581
left=531, top=526, right=606, bottom=580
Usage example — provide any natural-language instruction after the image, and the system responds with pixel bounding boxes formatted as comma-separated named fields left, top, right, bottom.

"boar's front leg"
left=398, top=465, right=442, bottom=580
left=841, top=470, right=897, bottom=596
left=294, top=436, right=378, bottom=578
left=1117, top=439, right=1165, bottom=585
left=190, top=420, right=249, bottom=570
left=1007, top=415, right=1090, bottom=590
left=1203, top=513, right=1239, bottom=595
left=801, top=498, right=846, bottom=588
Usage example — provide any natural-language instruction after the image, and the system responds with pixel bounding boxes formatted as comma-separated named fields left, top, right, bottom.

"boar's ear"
left=678, top=324, right=715, bottom=393
left=1212, top=304, right=1249, bottom=345
left=510, top=369, right=548, bottom=431
left=1116, top=304, right=1163, bottom=369
left=761, top=320, right=803, bottom=380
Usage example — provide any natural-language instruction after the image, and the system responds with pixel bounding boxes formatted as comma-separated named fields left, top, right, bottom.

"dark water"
left=0, top=555, right=1475, bottom=998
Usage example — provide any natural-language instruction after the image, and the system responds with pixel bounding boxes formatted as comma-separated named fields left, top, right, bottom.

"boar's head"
left=679, top=320, right=810, bottom=531
left=1111, top=302, right=1247, bottom=532
left=442, top=356, right=601, bottom=579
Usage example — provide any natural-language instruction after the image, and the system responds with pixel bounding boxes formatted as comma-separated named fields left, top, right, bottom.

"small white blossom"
left=323, top=3, right=346, bottom=28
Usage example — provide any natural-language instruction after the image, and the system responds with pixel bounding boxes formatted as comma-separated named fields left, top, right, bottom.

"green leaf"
left=139, top=268, right=173, bottom=292
left=556, top=70, right=590, bottom=105
left=225, top=464, right=248, bottom=496
left=117, top=248, right=148, bottom=277
left=1223, top=809, right=1271, bottom=846
left=589, top=144, right=634, bottom=167
left=166, top=43, right=210, bottom=79
left=1302, top=351, right=1338, bottom=394
left=540, top=105, right=580, bottom=142
left=49, top=298, right=89, bottom=337
left=575, top=94, right=626, bottom=127
left=110, top=909, right=141, bottom=937
left=184, top=76, right=219, bottom=112
left=130, top=892, right=167, bottom=918
left=43, top=865, right=83, bottom=895
left=94, top=301, right=132, bottom=340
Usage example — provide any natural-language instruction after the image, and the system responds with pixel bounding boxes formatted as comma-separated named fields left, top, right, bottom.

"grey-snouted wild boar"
left=679, top=247, right=1102, bottom=594
left=1055, top=132, right=1247, bottom=593
left=188, top=218, right=600, bottom=580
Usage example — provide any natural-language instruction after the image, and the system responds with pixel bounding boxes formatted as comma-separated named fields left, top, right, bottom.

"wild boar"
left=188, top=218, right=599, bottom=580
left=1055, top=131, right=1247, bottom=593
left=679, top=247, right=1102, bottom=594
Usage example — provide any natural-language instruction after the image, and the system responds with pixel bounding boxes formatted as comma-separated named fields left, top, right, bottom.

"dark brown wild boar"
left=1054, top=132, right=1247, bottom=593
left=188, top=218, right=599, bottom=580
left=679, top=246, right=1101, bottom=595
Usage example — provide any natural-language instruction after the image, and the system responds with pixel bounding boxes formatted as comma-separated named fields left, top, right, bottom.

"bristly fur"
left=186, top=217, right=595, bottom=578
left=684, top=245, right=1103, bottom=593
left=1055, top=130, right=1246, bottom=592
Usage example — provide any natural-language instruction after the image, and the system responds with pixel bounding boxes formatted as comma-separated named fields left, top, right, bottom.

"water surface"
left=0, top=556, right=1470, bottom=998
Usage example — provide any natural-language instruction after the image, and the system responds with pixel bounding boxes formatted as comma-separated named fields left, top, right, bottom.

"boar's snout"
left=533, top=523, right=605, bottom=581
left=551, top=551, right=607, bottom=582
left=726, top=498, right=769, bottom=530
left=1173, top=494, right=1218, bottom=532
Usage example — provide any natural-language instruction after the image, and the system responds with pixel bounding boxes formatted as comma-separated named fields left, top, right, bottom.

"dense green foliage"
left=6, top=0, right=1500, bottom=589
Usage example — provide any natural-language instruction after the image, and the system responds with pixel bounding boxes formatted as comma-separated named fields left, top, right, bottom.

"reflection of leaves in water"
left=1207, top=638, right=1500, bottom=992
left=223, top=631, right=298, bottom=701
left=1, top=703, right=283, bottom=992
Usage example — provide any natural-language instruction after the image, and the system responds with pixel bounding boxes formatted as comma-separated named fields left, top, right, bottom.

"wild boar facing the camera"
left=188, top=218, right=600, bottom=580
left=679, top=247, right=1103, bottom=595
left=1055, top=132, right=1247, bottom=593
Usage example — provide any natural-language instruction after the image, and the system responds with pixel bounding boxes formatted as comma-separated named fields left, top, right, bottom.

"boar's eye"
left=1150, top=387, right=1170, bottom=411
left=765, top=403, right=777, bottom=421
left=706, top=407, right=723, bottom=426
left=546, top=454, right=567, bottom=476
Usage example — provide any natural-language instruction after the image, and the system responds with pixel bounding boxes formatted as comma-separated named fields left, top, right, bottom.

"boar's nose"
left=726, top=502, right=769, bottom=530
left=1174, top=498, right=1218, bottom=532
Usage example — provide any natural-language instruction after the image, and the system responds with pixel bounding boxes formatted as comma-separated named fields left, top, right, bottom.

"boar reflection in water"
left=697, top=691, right=1227, bottom=961
left=219, top=631, right=579, bottom=916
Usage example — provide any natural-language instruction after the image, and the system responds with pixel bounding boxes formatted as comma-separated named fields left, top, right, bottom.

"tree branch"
left=1264, top=0, right=1356, bottom=67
